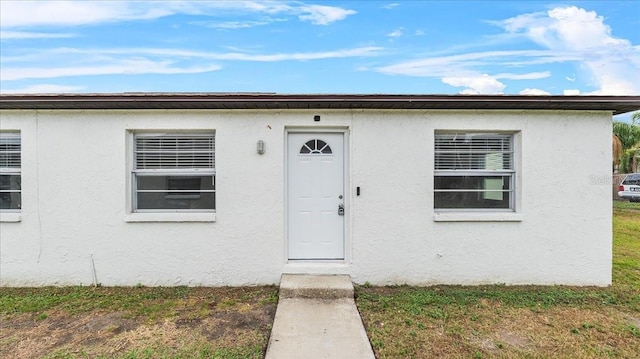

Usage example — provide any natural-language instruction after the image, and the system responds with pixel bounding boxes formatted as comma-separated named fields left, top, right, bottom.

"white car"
left=618, top=173, right=640, bottom=202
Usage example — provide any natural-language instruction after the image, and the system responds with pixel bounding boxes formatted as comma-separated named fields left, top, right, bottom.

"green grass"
left=0, top=286, right=193, bottom=318
left=356, top=207, right=640, bottom=358
left=43, top=342, right=266, bottom=359
left=98, top=342, right=265, bottom=359
left=613, top=205, right=640, bottom=290
left=613, top=200, right=640, bottom=211
left=357, top=285, right=636, bottom=312
left=0, top=285, right=280, bottom=319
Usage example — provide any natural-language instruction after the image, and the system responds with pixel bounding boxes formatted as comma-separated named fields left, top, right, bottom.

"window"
left=622, top=173, right=640, bottom=185
left=434, top=132, right=514, bottom=211
left=300, top=139, right=332, bottom=154
left=0, top=132, right=21, bottom=211
left=132, top=133, right=215, bottom=212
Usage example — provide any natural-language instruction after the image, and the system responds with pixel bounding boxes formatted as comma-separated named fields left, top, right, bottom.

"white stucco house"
left=1, top=93, right=639, bottom=287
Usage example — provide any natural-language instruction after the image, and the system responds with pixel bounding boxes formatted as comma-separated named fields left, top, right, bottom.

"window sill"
left=0, top=212, right=22, bottom=222
left=125, top=212, right=216, bottom=223
left=433, top=212, right=522, bottom=222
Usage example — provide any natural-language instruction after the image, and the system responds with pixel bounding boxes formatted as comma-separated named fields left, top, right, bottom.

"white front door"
left=287, top=132, right=345, bottom=260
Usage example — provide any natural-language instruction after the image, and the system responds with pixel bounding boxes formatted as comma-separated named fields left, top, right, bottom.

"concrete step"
left=279, top=274, right=354, bottom=299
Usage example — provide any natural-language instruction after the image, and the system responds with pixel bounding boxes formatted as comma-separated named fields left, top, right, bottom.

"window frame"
left=130, top=131, right=216, bottom=215
left=434, top=131, right=517, bottom=214
left=0, top=131, right=21, bottom=214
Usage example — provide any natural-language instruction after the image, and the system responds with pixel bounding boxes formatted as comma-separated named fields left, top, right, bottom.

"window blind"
left=0, top=133, right=21, bottom=169
left=135, top=134, right=214, bottom=169
left=435, top=133, right=513, bottom=171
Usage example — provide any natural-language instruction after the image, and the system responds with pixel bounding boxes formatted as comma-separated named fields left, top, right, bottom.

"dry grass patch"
left=0, top=286, right=277, bottom=358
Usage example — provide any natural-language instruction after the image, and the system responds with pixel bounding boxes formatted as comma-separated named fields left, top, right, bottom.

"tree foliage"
left=613, top=134, right=623, bottom=170
left=613, top=120, right=640, bottom=150
left=613, top=112, right=640, bottom=173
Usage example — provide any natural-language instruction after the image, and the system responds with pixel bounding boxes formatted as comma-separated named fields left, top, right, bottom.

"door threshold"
left=288, top=258, right=345, bottom=261
left=283, top=261, right=351, bottom=277
left=285, top=260, right=349, bottom=268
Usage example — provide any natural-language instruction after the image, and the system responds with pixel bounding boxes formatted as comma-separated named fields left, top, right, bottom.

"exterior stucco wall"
left=0, top=109, right=612, bottom=286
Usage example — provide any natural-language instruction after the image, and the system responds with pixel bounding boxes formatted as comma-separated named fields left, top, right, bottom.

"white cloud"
left=519, top=88, right=551, bottom=95
left=217, top=46, right=382, bottom=61
left=1, top=46, right=382, bottom=81
left=377, top=50, right=559, bottom=80
left=376, top=6, right=639, bottom=95
left=387, top=28, right=404, bottom=38
left=0, top=1, right=356, bottom=28
left=1, top=59, right=222, bottom=81
left=0, top=1, right=171, bottom=27
left=495, top=72, right=550, bottom=80
left=0, top=31, right=76, bottom=39
left=495, top=6, right=640, bottom=95
left=563, top=89, right=581, bottom=95
left=379, top=50, right=515, bottom=77
left=298, top=5, right=356, bottom=25
left=1, top=84, right=85, bottom=94
left=72, top=46, right=382, bottom=62
left=499, top=7, right=629, bottom=51
left=383, top=3, right=399, bottom=9
left=442, top=74, right=506, bottom=94
left=414, top=30, right=425, bottom=36
left=198, top=20, right=271, bottom=29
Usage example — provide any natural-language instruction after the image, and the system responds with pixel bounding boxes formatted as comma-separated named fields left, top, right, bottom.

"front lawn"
left=356, top=206, right=640, bottom=358
left=613, top=200, right=640, bottom=211
left=0, top=286, right=278, bottom=358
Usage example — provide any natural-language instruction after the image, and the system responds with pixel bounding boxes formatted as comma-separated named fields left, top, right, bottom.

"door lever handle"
left=338, top=203, right=344, bottom=216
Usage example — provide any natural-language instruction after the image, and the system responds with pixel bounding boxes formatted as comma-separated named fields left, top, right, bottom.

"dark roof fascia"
left=1, top=93, right=639, bottom=115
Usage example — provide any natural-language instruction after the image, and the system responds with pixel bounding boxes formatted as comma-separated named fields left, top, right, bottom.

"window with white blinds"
left=434, top=132, right=515, bottom=210
left=132, top=133, right=215, bottom=212
left=0, top=132, right=21, bottom=211
left=135, top=135, right=215, bottom=169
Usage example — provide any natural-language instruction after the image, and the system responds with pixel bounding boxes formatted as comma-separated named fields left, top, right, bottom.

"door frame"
left=284, top=127, right=350, bottom=263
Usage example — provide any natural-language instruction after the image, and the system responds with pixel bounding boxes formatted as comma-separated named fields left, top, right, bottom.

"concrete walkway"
left=265, top=274, right=375, bottom=359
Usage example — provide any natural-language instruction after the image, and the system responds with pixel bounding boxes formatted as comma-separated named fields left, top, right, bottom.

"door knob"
left=338, top=203, right=344, bottom=216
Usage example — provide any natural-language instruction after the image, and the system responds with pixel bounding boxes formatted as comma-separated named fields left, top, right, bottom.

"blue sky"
left=1, top=1, right=639, bottom=117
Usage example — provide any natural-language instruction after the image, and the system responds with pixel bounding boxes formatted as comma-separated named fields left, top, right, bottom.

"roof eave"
left=0, top=93, right=638, bottom=115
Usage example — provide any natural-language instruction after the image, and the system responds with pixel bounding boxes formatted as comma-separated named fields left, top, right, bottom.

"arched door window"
left=300, top=139, right=332, bottom=154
